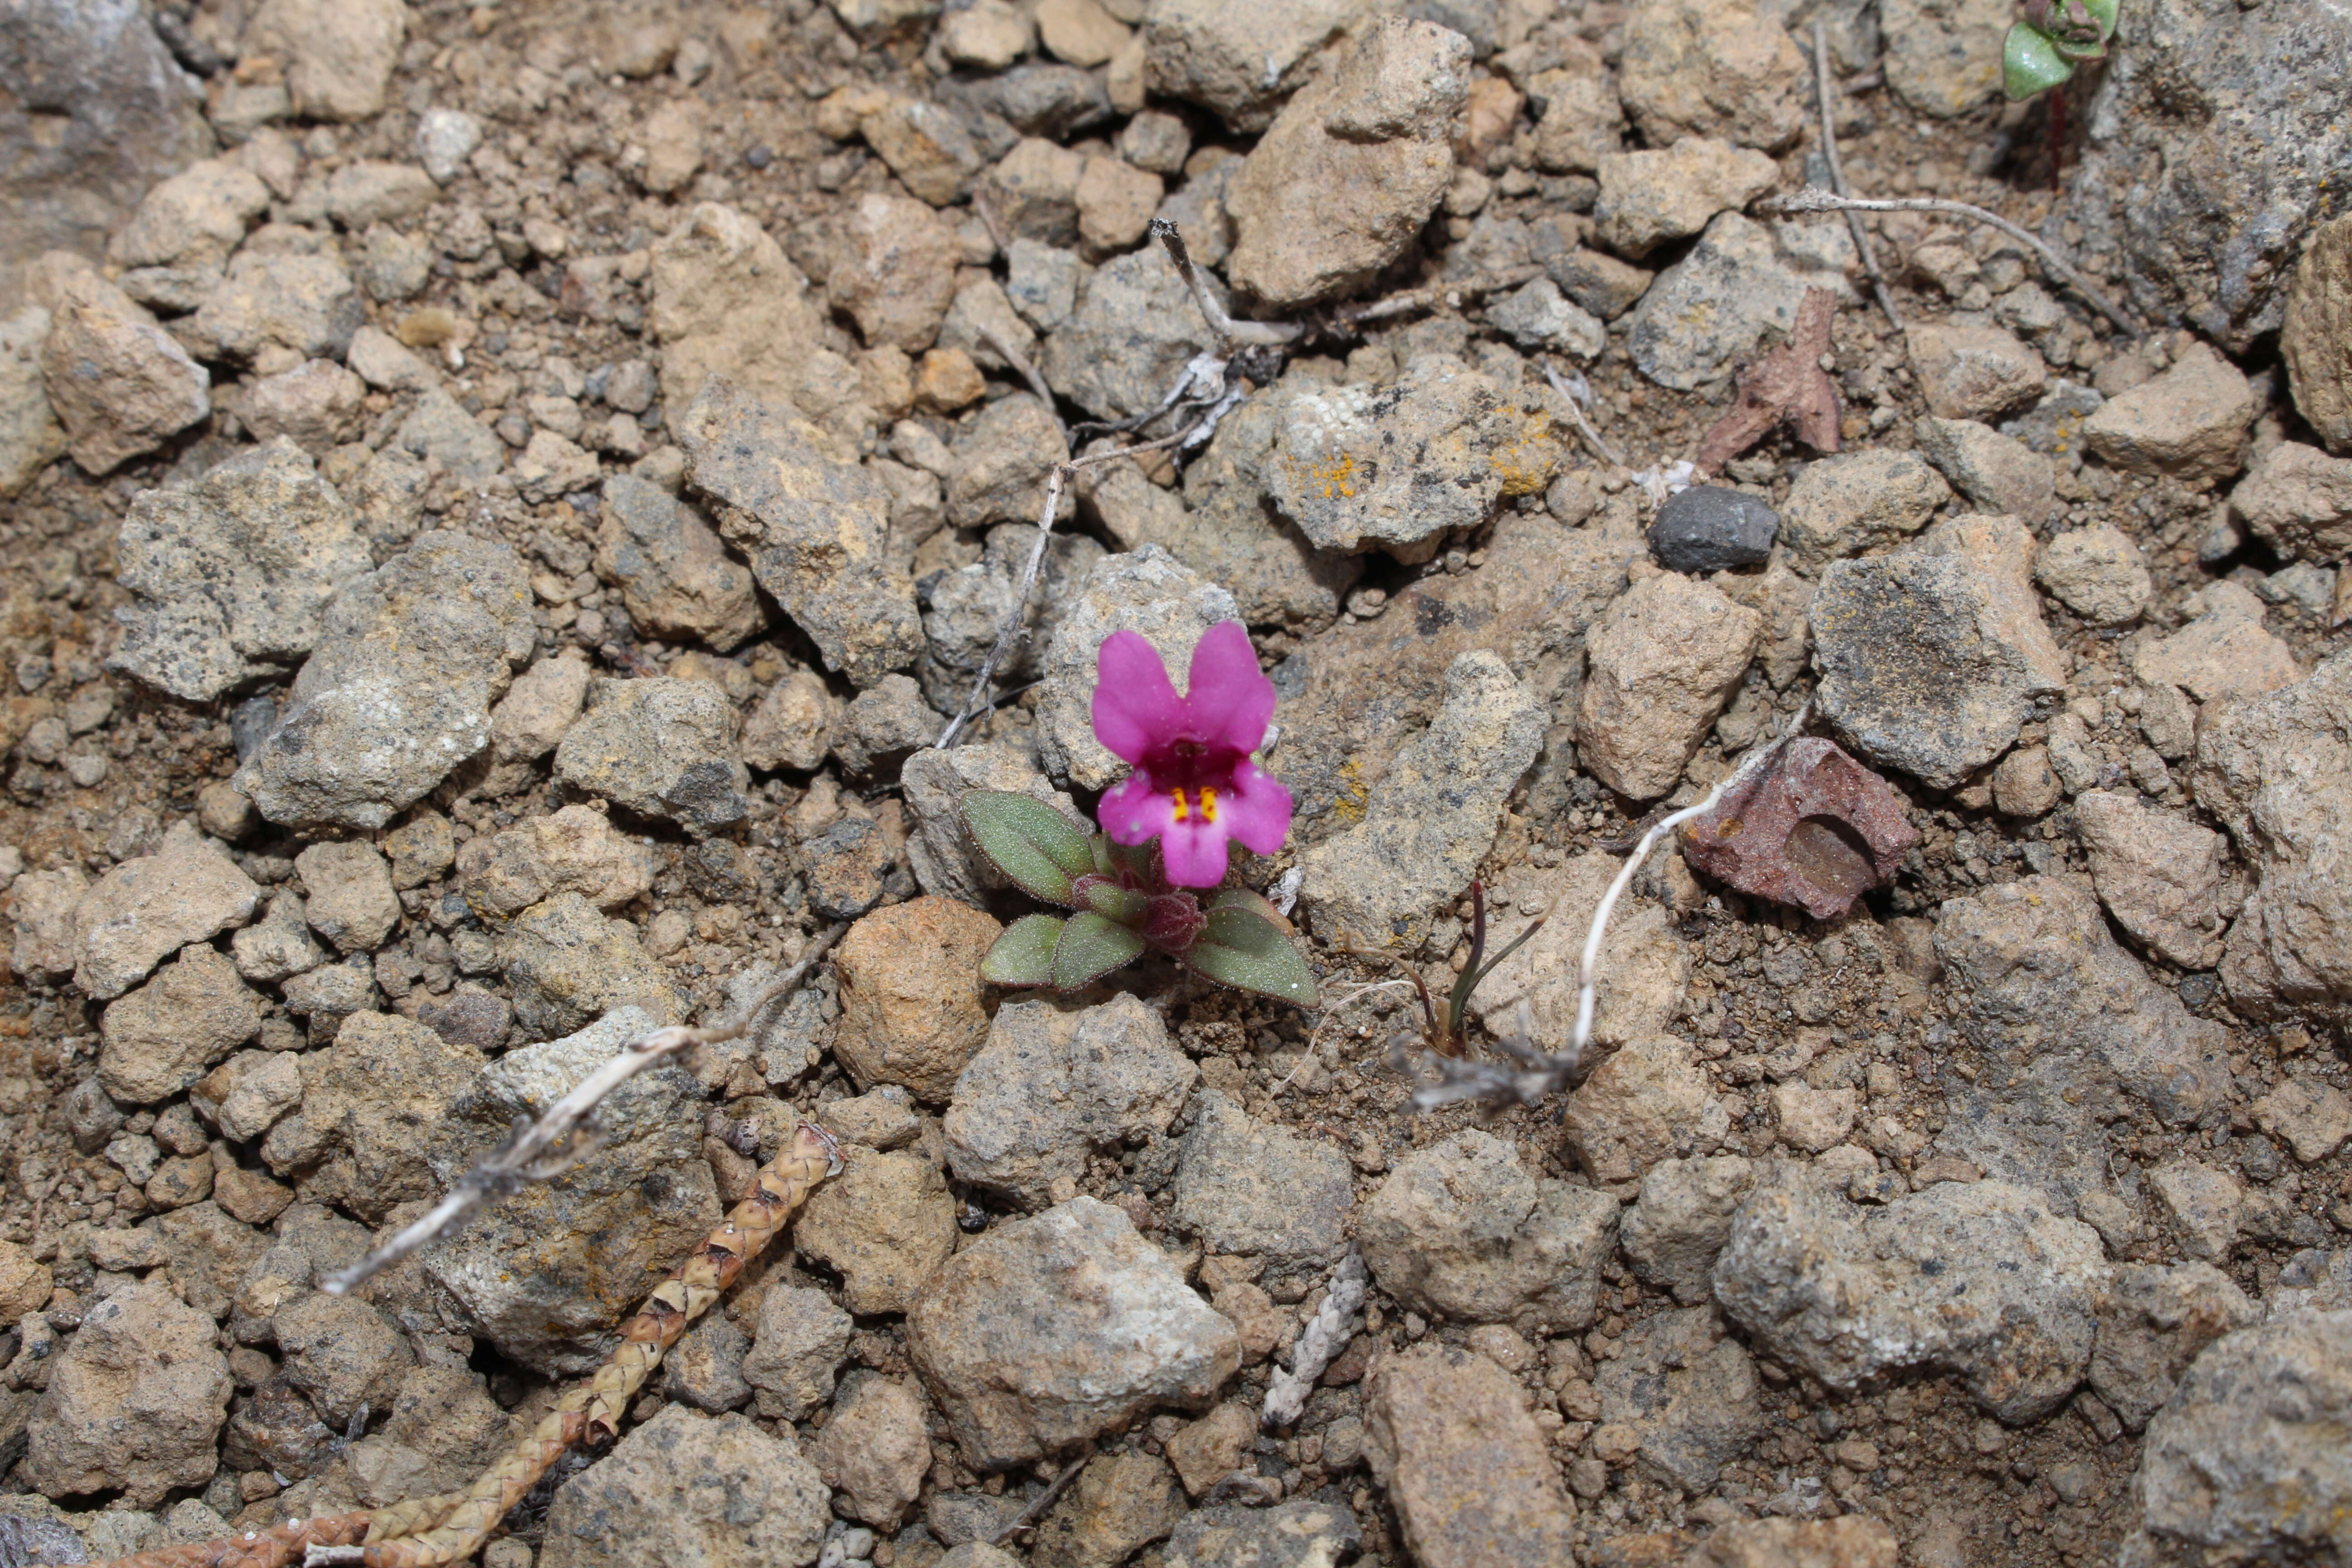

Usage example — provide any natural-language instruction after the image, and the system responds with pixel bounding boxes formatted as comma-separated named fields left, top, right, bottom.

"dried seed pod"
left=1679, top=737, right=1919, bottom=918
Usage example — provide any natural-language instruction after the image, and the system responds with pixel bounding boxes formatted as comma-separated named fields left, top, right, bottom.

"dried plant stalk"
left=93, top=1124, right=842, bottom=1568
left=1262, top=1251, right=1367, bottom=1428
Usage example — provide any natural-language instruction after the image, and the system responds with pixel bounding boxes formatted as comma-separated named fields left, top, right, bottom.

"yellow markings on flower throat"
left=1171, top=786, right=1220, bottom=823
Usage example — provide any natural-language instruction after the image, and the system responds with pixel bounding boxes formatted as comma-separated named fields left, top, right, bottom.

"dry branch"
left=1813, top=20, right=1902, bottom=330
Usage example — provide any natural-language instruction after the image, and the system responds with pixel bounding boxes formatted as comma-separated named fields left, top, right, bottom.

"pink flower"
left=1091, top=620, right=1294, bottom=888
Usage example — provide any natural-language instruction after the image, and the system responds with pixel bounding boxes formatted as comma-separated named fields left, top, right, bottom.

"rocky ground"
left=0, top=0, right=2347, bottom=1565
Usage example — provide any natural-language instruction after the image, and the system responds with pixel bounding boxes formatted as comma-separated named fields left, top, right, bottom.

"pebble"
left=2284, top=213, right=2352, bottom=450
left=38, top=264, right=211, bottom=474
left=2084, top=342, right=2257, bottom=481
left=540, top=1407, right=828, bottom=1568
left=1140, top=0, right=1370, bottom=132
left=74, top=819, right=262, bottom=1001
left=414, top=107, right=484, bottom=183
left=1170, top=1091, right=1357, bottom=1272
left=2133, top=581, right=2301, bottom=703
left=1906, top=320, right=2048, bottom=423
left=813, top=1376, right=932, bottom=1530
left=1778, top=448, right=1952, bottom=566
left=795, top=1149, right=959, bottom=1315
left=1594, top=1305, right=1764, bottom=1492
left=1647, top=485, right=1777, bottom=573
left=743, top=1285, right=855, bottom=1421
left=553, top=676, right=750, bottom=838
left=1560, top=1034, right=1730, bottom=1183
left=1913, top=415, right=2055, bottom=526
left=2073, top=790, right=2231, bottom=969
left=1575, top=572, right=1762, bottom=800
left=1680, top=737, right=1919, bottom=919
left=1619, top=1154, right=1757, bottom=1303
left=1593, top=137, right=1778, bottom=260
left=906, top=1197, right=1240, bottom=1470
left=1163, top=1499, right=1362, bottom=1568
left=1626, top=212, right=1855, bottom=390
left=23, top=1281, right=231, bottom=1509
left=1617, top=0, right=1806, bottom=151
left=1363, top=1343, right=1580, bottom=1568
left=1036, top=247, right=1215, bottom=424
left=834, top=896, right=1001, bottom=1104
left=592, top=474, right=764, bottom=651
left=2087, top=1262, right=2257, bottom=1431
left=2035, top=521, right=2153, bottom=625
left=98, top=945, right=263, bottom=1106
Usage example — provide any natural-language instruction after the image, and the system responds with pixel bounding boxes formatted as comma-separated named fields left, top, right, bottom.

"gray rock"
left=540, top=1406, right=829, bottom=1568
left=1359, top=1129, right=1617, bottom=1329
left=426, top=1006, right=720, bottom=1375
left=1031, top=544, right=1240, bottom=790
left=1713, top=1168, right=2108, bottom=1422
left=0, top=0, right=210, bottom=274
left=834, top=673, right=939, bottom=777
left=496, top=893, right=685, bottom=1042
left=1169, top=1091, right=1356, bottom=1273
left=1907, top=321, right=2048, bottom=424
left=1625, top=212, right=1854, bottom=391
left=37, top=264, right=210, bottom=474
left=945, top=994, right=1197, bottom=1211
left=1163, top=1499, right=1362, bottom=1568
left=1594, top=1305, right=1765, bottom=1492
left=1934, top=875, right=2230, bottom=1208
left=794, top=1148, right=958, bottom=1317
left=943, top=393, right=1070, bottom=530
left=743, top=1284, right=854, bottom=1422
left=593, top=474, right=764, bottom=652
left=1648, top=485, right=1776, bottom=573
left=1004, top=238, right=1082, bottom=330
left=414, top=107, right=483, bottom=184
left=2068, top=0, right=2352, bottom=350
left=803, top=817, right=895, bottom=920
left=1778, top=449, right=1951, bottom=566
left=906, top=1197, right=1241, bottom=1469
left=186, top=251, right=364, bottom=368
left=1298, top=650, right=1544, bottom=953
left=901, top=743, right=1073, bottom=906
left=1486, top=278, right=1606, bottom=358
left=395, top=388, right=505, bottom=483
left=1811, top=528, right=2068, bottom=789
left=1263, top=353, right=1565, bottom=564
left=919, top=520, right=1103, bottom=712
left=272, top=1291, right=413, bottom=1429
left=1362, top=1342, right=1581, bottom=1568
left=0, top=306, right=66, bottom=498
left=2190, top=648, right=2352, bottom=1017
left=234, top=532, right=539, bottom=831
left=2233, top=441, right=2352, bottom=565
left=1141, top=0, right=1389, bottom=132
left=1913, top=416, right=2054, bottom=527
left=678, top=378, right=923, bottom=687
left=1038, top=246, right=1216, bottom=423
left=2089, top=1262, right=2257, bottom=1432
left=2129, top=1311, right=2352, bottom=1565
left=554, top=676, right=750, bottom=838
left=1619, top=1154, right=1757, bottom=1304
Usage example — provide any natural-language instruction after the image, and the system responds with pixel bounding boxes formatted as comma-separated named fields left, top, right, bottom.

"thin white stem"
left=320, top=923, right=847, bottom=1295
left=1813, top=20, right=1902, bottom=330
left=1149, top=218, right=1302, bottom=351
left=1764, top=186, right=2138, bottom=334
left=1541, top=363, right=1627, bottom=469
left=934, top=464, right=1071, bottom=750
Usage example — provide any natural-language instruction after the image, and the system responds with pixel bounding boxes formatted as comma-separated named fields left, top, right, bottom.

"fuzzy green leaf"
left=961, top=792, right=1096, bottom=905
left=2003, top=23, right=2077, bottom=99
left=981, top=914, right=1065, bottom=987
left=1205, top=887, right=1284, bottom=923
left=1188, top=906, right=1317, bottom=1005
left=1079, top=880, right=1151, bottom=925
left=1050, top=911, right=1148, bottom=990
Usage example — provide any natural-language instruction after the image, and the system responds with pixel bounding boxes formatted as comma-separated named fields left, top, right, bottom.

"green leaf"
left=981, top=914, right=1065, bottom=987
left=2003, top=23, right=2077, bottom=99
left=1205, top=887, right=1284, bottom=924
left=960, top=792, right=1096, bottom=905
left=1187, top=906, right=1317, bottom=1005
left=1079, top=880, right=1150, bottom=925
left=1050, top=911, right=1148, bottom=990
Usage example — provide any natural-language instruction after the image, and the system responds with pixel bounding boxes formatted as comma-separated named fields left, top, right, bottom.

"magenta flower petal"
left=1218, top=760, right=1294, bottom=856
left=1159, top=815, right=1231, bottom=888
left=1092, top=629, right=1184, bottom=765
left=1098, top=772, right=1176, bottom=846
left=1183, top=620, right=1277, bottom=755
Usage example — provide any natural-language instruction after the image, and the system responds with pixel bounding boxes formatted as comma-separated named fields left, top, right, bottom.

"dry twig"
left=981, top=326, right=1060, bottom=419
left=1813, top=20, right=1902, bottom=330
left=1147, top=218, right=1302, bottom=352
left=321, top=923, right=847, bottom=1296
left=991, top=1450, right=1094, bottom=1545
left=1693, top=287, right=1842, bottom=473
left=1763, top=186, right=2138, bottom=334
left=1262, top=1252, right=1367, bottom=1427
left=1539, top=363, right=1627, bottom=469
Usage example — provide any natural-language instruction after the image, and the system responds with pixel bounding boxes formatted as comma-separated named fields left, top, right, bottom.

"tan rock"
left=1906, top=320, right=2046, bottom=422
left=38, top=265, right=210, bottom=474
left=1528, top=43, right=1626, bottom=173
left=2074, top=791, right=2232, bottom=970
left=1029, top=1450, right=1185, bottom=1568
left=648, top=203, right=829, bottom=429
left=2085, top=343, right=2256, bottom=481
left=1162, top=1401, right=1254, bottom=1496
left=2283, top=212, right=2352, bottom=454
left=0, top=307, right=67, bottom=498
left=1771, top=1082, right=1858, bottom=1152
left=2036, top=522, right=2152, bottom=625
left=242, top=0, right=407, bottom=122
left=1617, top=0, right=1808, bottom=151
left=294, top=840, right=399, bottom=954
left=740, top=666, right=839, bottom=771
left=1991, top=743, right=2061, bottom=818
left=2251, top=1076, right=2352, bottom=1164
left=0, top=1238, right=53, bottom=1320
left=812, top=1376, right=931, bottom=1529
left=833, top=895, right=1002, bottom=1102
left=98, top=946, right=263, bottom=1105
left=2231, top=440, right=2352, bottom=564
left=283, top=1010, right=486, bottom=1222
left=829, top=192, right=960, bottom=353
left=2134, top=582, right=2301, bottom=704
left=10, top=863, right=86, bottom=981
left=1036, top=0, right=1130, bottom=67
left=1075, top=156, right=1162, bottom=254
left=25, top=1280, right=231, bottom=1508
left=1363, top=1343, right=1581, bottom=1568
left=1778, top=448, right=1951, bottom=565
left=1593, top=138, right=1778, bottom=260
left=794, top=1147, right=959, bottom=1314
left=457, top=803, right=656, bottom=917
left=1576, top=573, right=1762, bottom=799
left=1562, top=1035, right=1730, bottom=1183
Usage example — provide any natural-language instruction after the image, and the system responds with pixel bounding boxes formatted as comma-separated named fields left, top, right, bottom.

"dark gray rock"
left=1593, top=1305, right=1764, bottom=1492
left=1647, top=485, right=1777, bottom=573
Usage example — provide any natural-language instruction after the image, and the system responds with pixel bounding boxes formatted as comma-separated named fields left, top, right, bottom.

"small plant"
left=958, top=620, right=1313, bottom=1004
left=1359, top=879, right=1545, bottom=1058
left=2003, top=0, right=2117, bottom=99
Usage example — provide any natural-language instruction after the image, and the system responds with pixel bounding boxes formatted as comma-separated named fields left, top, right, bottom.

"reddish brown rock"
left=1679, top=738, right=1918, bottom=918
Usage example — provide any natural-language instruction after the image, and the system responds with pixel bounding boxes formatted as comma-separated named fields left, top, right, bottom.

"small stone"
left=906, top=1197, right=1240, bottom=1469
left=1163, top=1401, right=1255, bottom=1496
left=1882, top=0, right=2010, bottom=116
left=803, top=817, right=895, bottom=919
left=186, top=251, right=364, bottom=372
left=1164, top=1500, right=1362, bottom=1568
left=491, top=654, right=592, bottom=772
left=541, top=1406, right=828, bottom=1568
left=1647, top=485, right=1777, bottom=573
left=2073, top=791, right=2230, bottom=970
left=1680, top=737, right=1919, bottom=919
left=1627, top=211, right=1855, bottom=391
left=554, top=677, right=750, bottom=838
left=2084, top=343, right=2257, bottom=481
left=945, top=993, right=1195, bottom=1210
left=1619, top=1155, right=1757, bottom=1303
left=98, top=945, right=263, bottom=1105
left=457, top=804, right=654, bottom=918
left=662, top=1313, right=752, bottom=1414
left=0, top=1238, right=54, bottom=1320
left=828, top=192, right=960, bottom=353
left=943, top=0, right=1035, bottom=68
left=2150, top=1159, right=2244, bottom=1262
left=649, top=201, right=852, bottom=442
left=813, top=1375, right=931, bottom=1531
left=273, top=1290, right=414, bottom=1428
left=1617, top=0, right=1805, bottom=149
left=1484, top=276, right=1606, bottom=357
left=38, top=264, right=210, bottom=473
left=2232, top=441, right=2352, bottom=566
left=1593, top=138, right=1777, bottom=260
left=1036, top=248, right=1215, bottom=424
left=795, top=1149, right=958, bottom=1316
left=593, top=474, right=763, bottom=652
left=497, top=894, right=684, bottom=1042
left=2087, top=1262, right=2257, bottom=1431
left=241, top=0, right=406, bottom=122
left=2132, top=1310, right=2352, bottom=1566
left=2251, top=1076, right=2352, bottom=1164
left=1562, top=1036, right=1730, bottom=1183
left=900, top=745, right=1072, bottom=905
left=1779, top=448, right=1953, bottom=566
left=1299, top=651, right=1544, bottom=952
left=1771, top=1081, right=1859, bottom=1152
left=1141, top=0, right=1388, bottom=133
left=2134, top=582, right=2301, bottom=704
left=192, top=1049, right=304, bottom=1144
left=833, top=897, right=1000, bottom=1104
left=1575, top=573, right=1762, bottom=800
left=1028, top=1450, right=1184, bottom=1568
left=1914, top=416, right=2054, bottom=526
left=743, top=1285, right=854, bottom=1421
left=1363, top=1343, right=1581, bottom=1568
left=294, top=841, right=398, bottom=955
left=1713, top=1169, right=2107, bottom=1421
left=1595, top=1305, right=1764, bottom=1492
left=2283, top=212, right=2352, bottom=453
left=1361, top=1129, right=1617, bottom=1327
left=1225, top=20, right=1471, bottom=310
left=1074, top=155, right=1161, bottom=253
left=74, top=820, right=262, bottom=1000
left=1170, top=1091, right=1357, bottom=1270
left=415, top=108, right=484, bottom=184
left=0, top=307, right=67, bottom=499
left=24, top=1280, right=231, bottom=1509
left=1907, top=321, right=2047, bottom=422
left=2035, top=522, right=2153, bottom=626
left=740, top=666, right=838, bottom=772
left=231, top=891, right=326, bottom=983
